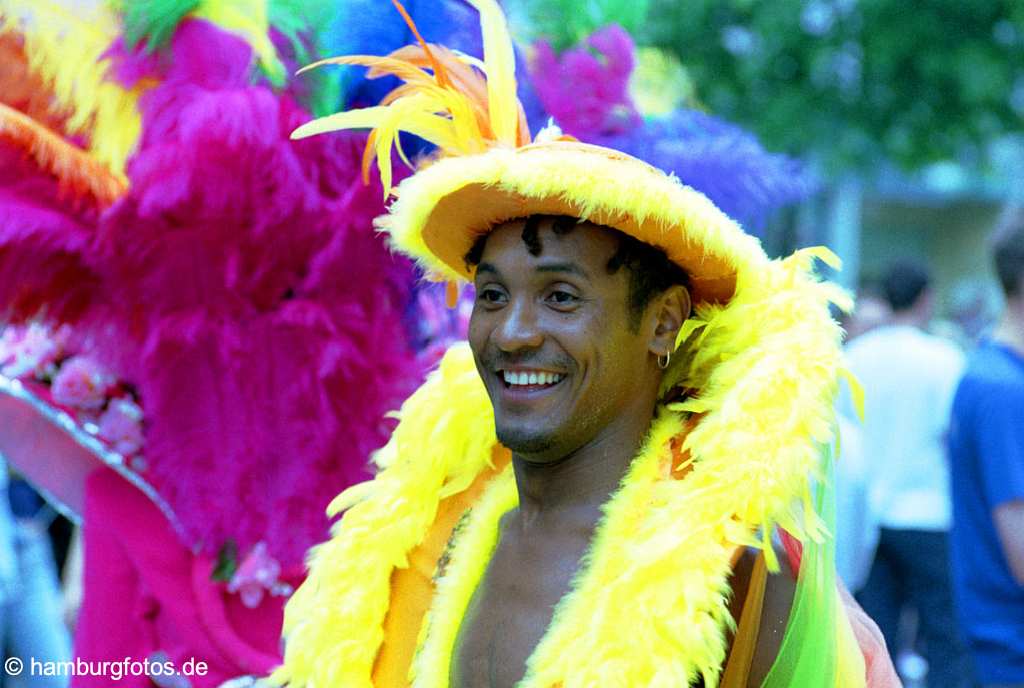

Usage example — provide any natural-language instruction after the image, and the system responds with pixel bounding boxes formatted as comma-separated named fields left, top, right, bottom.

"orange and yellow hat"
left=291, top=0, right=773, bottom=307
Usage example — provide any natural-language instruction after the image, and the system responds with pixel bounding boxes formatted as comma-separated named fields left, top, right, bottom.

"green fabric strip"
left=760, top=443, right=844, bottom=688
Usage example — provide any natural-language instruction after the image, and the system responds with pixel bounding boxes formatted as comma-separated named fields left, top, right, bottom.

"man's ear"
left=648, top=285, right=691, bottom=358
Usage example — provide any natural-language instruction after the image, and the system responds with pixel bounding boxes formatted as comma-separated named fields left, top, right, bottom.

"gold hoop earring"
left=657, top=351, right=671, bottom=369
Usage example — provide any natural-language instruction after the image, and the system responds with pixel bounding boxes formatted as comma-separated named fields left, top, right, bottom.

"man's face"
left=468, top=218, right=658, bottom=461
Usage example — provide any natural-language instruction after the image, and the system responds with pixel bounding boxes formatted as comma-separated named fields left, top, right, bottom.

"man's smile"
left=494, top=366, right=568, bottom=400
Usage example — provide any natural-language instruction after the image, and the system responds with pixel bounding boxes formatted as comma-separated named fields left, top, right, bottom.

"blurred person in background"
left=847, top=291, right=893, bottom=342
left=842, top=258, right=971, bottom=687
left=949, top=207, right=1024, bottom=688
left=1, top=454, right=71, bottom=688
left=945, top=279, right=996, bottom=348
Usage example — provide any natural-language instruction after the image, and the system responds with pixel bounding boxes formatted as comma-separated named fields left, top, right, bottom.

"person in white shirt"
left=842, top=259, right=972, bottom=687
left=835, top=292, right=891, bottom=594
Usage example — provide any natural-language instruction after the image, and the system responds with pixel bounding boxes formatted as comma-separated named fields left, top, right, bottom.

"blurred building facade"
left=768, top=136, right=1024, bottom=340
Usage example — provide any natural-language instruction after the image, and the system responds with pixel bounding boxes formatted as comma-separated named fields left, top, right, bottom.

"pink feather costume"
left=0, top=16, right=419, bottom=686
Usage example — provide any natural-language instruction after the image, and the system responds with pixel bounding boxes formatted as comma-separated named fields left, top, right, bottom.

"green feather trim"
left=268, top=0, right=340, bottom=115
left=120, top=0, right=199, bottom=52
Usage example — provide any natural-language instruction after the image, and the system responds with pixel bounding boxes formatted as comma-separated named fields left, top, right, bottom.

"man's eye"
left=546, top=290, right=579, bottom=306
left=478, top=288, right=506, bottom=304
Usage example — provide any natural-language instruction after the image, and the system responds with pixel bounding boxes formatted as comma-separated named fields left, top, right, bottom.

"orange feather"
left=386, top=44, right=530, bottom=146
left=298, top=54, right=435, bottom=87
left=386, top=45, right=495, bottom=140
left=389, top=0, right=451, bottom=88
left=0, top=102, right=127, bottom=207
left=361, top=129, right=378, bottom=184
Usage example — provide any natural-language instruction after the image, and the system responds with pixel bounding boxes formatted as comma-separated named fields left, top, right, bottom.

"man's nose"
left=493, top=299, right=543, bottom=352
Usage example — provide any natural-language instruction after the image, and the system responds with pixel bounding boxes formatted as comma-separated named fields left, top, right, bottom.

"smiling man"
left=448, top=214, right=813, bottom=687
left=467, top=216, right=688, bottom=463
left=457, top=216, right=696, bottom=685
left=272, top=2, right=895, bottom=687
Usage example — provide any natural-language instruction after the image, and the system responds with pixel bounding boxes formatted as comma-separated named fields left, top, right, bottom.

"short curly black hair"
left=464, top=215, right=690, bottom=329
left=881, top=258, right=931, bottom=312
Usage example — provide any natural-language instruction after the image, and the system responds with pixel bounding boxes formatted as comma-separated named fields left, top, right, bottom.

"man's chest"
left=450, top=529, right=588, bottom=688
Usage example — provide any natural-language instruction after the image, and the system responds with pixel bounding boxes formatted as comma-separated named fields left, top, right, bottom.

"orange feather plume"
left=0, top=103, right=127, bottom=208
left=389, top=0, right=452, bottom=89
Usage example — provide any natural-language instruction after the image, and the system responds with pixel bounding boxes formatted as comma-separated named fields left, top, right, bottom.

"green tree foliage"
left=508, top=0, right=651, bottom=50
left=644, top=0, right=1024, bottom=171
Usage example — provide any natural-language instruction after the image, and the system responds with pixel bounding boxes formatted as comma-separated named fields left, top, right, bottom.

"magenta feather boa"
left=1, top=20, right=419, bottom=569
left=0, top=146, right=100, bottom=324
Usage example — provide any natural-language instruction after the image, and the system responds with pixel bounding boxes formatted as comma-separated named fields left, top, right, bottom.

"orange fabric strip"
left=372, top=446, right=512, bottom=686
left=721, top=552, right=769, bottom=688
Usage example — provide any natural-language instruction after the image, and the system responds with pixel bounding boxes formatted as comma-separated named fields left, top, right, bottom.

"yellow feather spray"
left=461, top=0, right=518, bottom=145
left=291, top=0, right=530, bottom=199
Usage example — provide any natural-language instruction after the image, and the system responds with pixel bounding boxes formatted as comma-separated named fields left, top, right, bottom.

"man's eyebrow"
left=535, top=262, right=589, bottom=280
left=475, top=262, right=499, bottom=276
left=474, top=261, right=589, bottom=280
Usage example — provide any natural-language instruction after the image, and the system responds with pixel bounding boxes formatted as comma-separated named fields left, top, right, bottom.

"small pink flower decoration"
left=227, top=542, right=282, bottom=609
left=51, top=356, right=110, bottom=410
left=0, top=324, right=62, bottom=378
left=98, top=399, right=145, bottom=456
left=0, top=329, right=23, bottom=371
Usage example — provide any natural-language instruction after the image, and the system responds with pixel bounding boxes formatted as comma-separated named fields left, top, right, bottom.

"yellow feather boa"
left=273, top=247, right=849, bottom=687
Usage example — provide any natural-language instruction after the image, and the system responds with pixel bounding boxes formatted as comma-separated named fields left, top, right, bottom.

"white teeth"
left=502, top=370, right=565, bottom=387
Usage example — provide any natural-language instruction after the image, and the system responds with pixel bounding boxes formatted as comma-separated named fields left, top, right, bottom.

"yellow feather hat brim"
left=379, top=139, right=769, bottom=305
